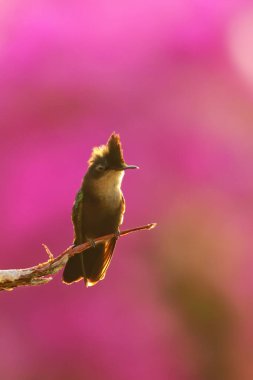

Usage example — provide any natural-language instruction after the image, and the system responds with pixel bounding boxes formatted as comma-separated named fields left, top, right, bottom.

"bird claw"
left=114, top=230, right=121, bottom=239
left=86, top=237, right=96, bottom=248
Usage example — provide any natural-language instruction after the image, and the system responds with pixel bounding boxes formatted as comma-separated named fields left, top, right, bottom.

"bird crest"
left=88, top=132, right=125, bottom=167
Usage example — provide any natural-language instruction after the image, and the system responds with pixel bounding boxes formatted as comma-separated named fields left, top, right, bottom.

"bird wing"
left=120, top=193, right=126, bottom=225
left=72, top=190, right=84, bottom=244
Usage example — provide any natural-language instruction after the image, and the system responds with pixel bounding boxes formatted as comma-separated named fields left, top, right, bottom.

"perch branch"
left=0, top=223, right=157, bottom=292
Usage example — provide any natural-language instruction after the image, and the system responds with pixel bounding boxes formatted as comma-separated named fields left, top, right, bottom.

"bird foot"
left=86, top=237, right=96, bottom=248
left=114, top=229, right=121, bottom=239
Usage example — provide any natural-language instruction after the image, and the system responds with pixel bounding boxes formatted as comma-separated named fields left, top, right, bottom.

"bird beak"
left=122, top=164, right=139, bottom=170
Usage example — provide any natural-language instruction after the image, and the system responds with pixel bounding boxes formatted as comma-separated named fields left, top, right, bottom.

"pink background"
left=1, top=1, right=253, bottom=379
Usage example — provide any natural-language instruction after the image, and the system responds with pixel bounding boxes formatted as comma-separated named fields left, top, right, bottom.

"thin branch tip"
left=42, top=244, right=54, bottom=261
left=147, top=222, right=157, bottom=229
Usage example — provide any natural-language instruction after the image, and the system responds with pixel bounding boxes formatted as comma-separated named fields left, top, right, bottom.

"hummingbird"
left=62, top=132, right=138, bottom=287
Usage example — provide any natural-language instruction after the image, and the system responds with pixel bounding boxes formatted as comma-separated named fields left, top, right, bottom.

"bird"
left=62, top=132, right=138, bottom=287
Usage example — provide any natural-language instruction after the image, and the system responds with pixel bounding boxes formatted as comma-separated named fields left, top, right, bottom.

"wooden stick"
left=0, top=223, right=157, bottom=291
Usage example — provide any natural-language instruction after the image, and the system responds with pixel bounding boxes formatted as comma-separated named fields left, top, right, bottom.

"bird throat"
left=92, top=170, right=124, bottom=207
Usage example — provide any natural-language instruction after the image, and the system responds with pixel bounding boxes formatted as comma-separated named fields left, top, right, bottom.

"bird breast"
left=92, top=170, right=124, bottom=208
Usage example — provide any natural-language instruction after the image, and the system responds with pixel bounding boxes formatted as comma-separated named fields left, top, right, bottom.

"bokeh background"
left=1, top=1, right=253, bottom=379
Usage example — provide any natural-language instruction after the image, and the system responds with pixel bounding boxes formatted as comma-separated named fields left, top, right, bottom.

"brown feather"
left=88, top=132, right=125, bottom=168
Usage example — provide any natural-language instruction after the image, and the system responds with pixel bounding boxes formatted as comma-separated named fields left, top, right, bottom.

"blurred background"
left=1, top=1, right=253, bottom=379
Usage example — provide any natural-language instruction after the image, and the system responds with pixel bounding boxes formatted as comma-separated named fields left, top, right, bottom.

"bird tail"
left=62, top=251, right=85, bottom=285
left=62, top=238, right=117, bottom=286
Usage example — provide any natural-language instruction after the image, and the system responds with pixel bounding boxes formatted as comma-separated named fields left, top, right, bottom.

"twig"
left=0, top=223, right=157, bottom=292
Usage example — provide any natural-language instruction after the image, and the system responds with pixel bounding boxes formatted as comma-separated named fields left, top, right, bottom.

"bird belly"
left=80, top=200, right=123, bottom=241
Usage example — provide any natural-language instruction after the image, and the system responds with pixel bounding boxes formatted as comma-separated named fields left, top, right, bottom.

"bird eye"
left=96, top=164, right=106, bottom=172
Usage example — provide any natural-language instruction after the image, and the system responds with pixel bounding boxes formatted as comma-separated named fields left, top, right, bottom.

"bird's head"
left=87, top=133, right=138, bottom=181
